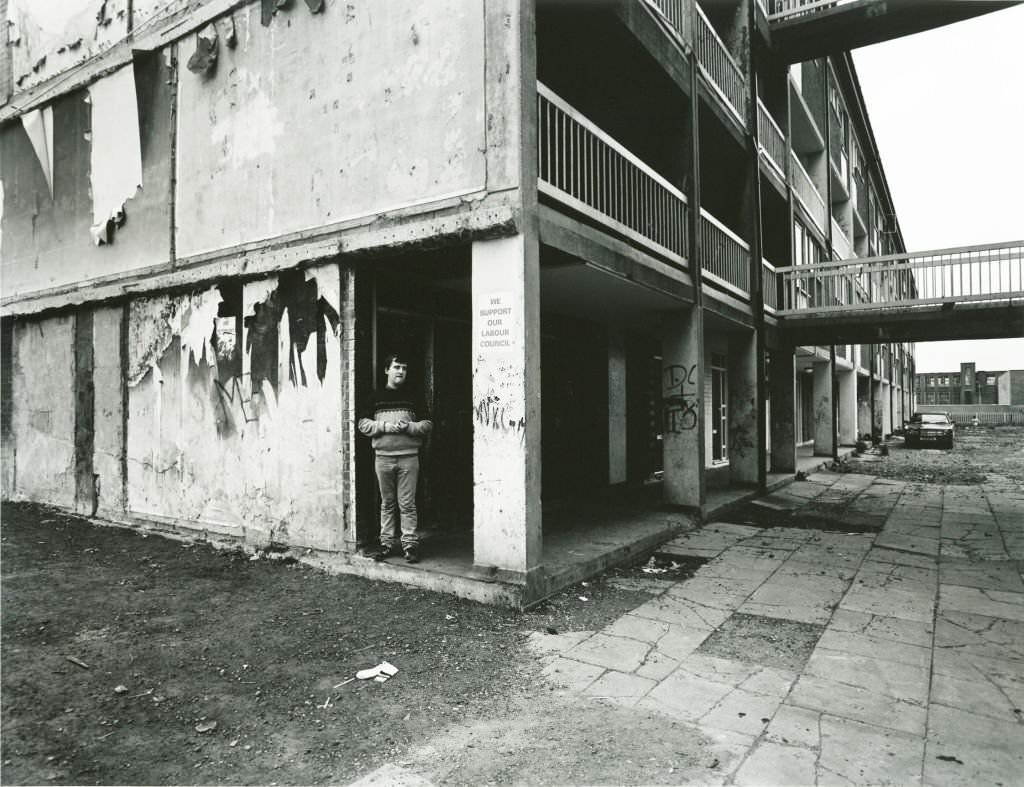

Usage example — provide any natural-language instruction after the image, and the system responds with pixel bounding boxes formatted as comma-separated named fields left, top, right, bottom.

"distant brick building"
left=915, top=362, right=1024, bottom=405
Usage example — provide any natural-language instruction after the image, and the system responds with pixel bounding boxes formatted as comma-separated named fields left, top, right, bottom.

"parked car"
left=904, top=412, right=955, bottom=449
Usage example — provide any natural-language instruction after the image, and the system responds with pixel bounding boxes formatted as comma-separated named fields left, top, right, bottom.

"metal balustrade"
left=700, top=209, right=750, bottom=295
left=776, top=241, right=1024, bottom=315
left=763, top=259, right=779, bottom=312
left=537, top=82, right=690, bottom=264
left=790, top=152, right=827, bottom=231
left=757, top=100, right=786, bottom=179
left=768, top=0, right=858, bottom=22
left=645, top=0, right=692, bottom=46
left=694, top=4, right=747, bottom=123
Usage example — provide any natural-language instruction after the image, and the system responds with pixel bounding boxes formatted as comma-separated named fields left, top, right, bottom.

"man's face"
left=386, top=360, right=407, bottom=388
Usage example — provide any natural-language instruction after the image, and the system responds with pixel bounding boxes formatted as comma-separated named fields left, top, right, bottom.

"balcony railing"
left=757, top=99, right=786, bottom=179
left=694, top=4, right=747, bottom=124
left=768, top=0, right=858, bottom=22
left=763, top=259, right=779, bottom=312
left=831, top=218, right=853, bottom=260
left=700, top=209, right=750, bottom=296
left=645, top=0, right=692, bottom=47
left=537, top=82, right=690, bottom=264
left=791, top=152, right=827, bottom=231
left=777, top=241, right=1024, bottom=315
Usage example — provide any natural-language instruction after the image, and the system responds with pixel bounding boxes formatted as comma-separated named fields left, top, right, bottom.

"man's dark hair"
left=383, top=352, right=408, bottom=372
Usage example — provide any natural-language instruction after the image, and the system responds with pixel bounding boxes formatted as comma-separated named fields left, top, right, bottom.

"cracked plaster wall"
left=174, top=0, right=486, bottom=258
left=124, top=263, right=344, bottom=550
left=10, top=313, right=76, bottom=506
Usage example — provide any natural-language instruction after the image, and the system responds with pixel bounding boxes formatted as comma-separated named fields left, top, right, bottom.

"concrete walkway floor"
left=358, top=471, right=1024, bottom=786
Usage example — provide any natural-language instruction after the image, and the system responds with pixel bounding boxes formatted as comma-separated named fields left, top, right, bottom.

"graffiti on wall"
left=473, top=392, right=526, bottom=442
left=128, top=270, right=340, bottom=440
left=663, top=363, right=698, bottom=433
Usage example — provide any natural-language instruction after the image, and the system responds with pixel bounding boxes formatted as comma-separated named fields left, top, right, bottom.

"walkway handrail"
left=694, top=3, right=747, bottom=124
left=645, top=0, right=692, bottom=47
left=700, top=208, right=750, bottom=295
left=537, top=82, right=690, bottom=264
left=768, top=0, right=859, bottom=22
left=790, top=151, right=827, bottom=231
left=777, top=241, right=1024, bottom=314
left=757, top=99, right=786, bottom=179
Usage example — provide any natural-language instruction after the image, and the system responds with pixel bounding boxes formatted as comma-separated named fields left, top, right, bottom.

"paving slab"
left=817, top=714, right=925, bottom=787
left=581, top=669, right=656, bottom=704
left=540, top=656, right=605, bottom=693
left=699, top=687, right=783, bottom=737
left=733, top=742, right=817, bottom=787
left=938, top=584, right=1024, bottom=622
left=939, top=558, right=1024, bottom=593
left=564, top=632, right=652, bottom=672
left=826, top=608, right=934, bottom=648
left=924, top=704, right=1024, bottom=787
left=933, top=609, right=1024, bottom=661
left=787, top=672, right=928, bottom=735
left=803, top=650, right=930, bottom=705
left=631, top=592, right=734, bottom=629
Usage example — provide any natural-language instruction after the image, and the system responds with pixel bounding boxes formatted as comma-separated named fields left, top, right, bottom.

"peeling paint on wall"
left=20, top=106, right=54, bottom=196
left=87, top=65, right=143, bottom=245
left=8, top=0, right=128, bottom=91
left=127, top=285, right=221, bottom=387
left=125, top=264, right=344, bottom=550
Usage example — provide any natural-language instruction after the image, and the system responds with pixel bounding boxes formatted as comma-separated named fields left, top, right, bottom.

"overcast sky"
left=852, top=4, right=1024, bottom=374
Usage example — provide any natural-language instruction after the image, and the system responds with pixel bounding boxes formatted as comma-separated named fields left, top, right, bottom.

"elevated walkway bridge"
left=775, top=241, right=1024, bottom=344
left=764, top=0, right=1021, bottom=63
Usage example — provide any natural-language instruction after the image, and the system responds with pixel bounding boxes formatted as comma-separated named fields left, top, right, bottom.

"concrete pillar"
left=881, top=381, right=892, bottom=436
left=812, top=360, right=833, bottom=456
left=471, top=235, right=542, bottom=578
left=608, top=327, right=627, bottom=485
left=872, top=379, right=885, bottom=438
left=769, top=349, right=797, bottom=472
left=661, top=307, right=704, bottom=508
left=838, top=369, right=857, bottom=445
left=728, top=331, right=758, bottom=483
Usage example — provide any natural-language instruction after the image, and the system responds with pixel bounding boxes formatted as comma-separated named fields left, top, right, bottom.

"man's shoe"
left=403, top=546, right=420, bottom=564
left=372, top=544, right=399, bottom=562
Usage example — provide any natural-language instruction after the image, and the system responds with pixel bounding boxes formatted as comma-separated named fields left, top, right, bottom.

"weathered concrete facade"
left=1, top=0, right=916, bottom=606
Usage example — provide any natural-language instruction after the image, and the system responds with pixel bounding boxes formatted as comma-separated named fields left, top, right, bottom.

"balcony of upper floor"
left=535, top=81, right=780, bottom=318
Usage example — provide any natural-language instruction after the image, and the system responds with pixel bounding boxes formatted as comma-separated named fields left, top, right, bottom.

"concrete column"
left=812, top=360, right=833, bottom=456
left=728, top=331, right=758, bottom=484
left=608, top=327, right=627, bottom=485
left=661, top=307, right=704, bottom=508
left=838, top=368, right=857, bottom=445
left=881, top=381, right=892, bottom=436
left=769, top=349, right=797, bottom=472
left=872, top=379, right=885, bottom=438
left=471, top=235, right=541, bottom=578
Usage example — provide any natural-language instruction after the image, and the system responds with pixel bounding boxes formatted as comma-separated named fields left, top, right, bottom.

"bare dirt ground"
left=0, top=504, right=679, bottom=786
left=842, top=424, right=1024, bottom=485
left=5, top=427, right=1021, bottom=785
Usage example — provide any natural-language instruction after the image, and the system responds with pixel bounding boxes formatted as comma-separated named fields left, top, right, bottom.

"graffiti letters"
left=473, top=393, right=526, bottom=442
left=214, top=373, right=261, bottom=437
left=663, top=363, right=699, bottom=433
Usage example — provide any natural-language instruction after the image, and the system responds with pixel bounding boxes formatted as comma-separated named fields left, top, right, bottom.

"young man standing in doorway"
left=358, top=353, right=433, bottom=563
